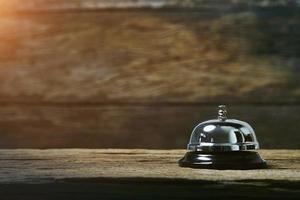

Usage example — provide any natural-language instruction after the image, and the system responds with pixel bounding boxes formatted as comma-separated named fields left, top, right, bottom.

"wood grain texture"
left=0, top=149, right=299, bottom=199
left=1, top=0, right=299, bottom=11
left=0, top=149, right=299, bottom=182
left=0, top=105, right=299, bottom=149
left=0, top=7, right=299, bottom=103
left=0, top=2, right=299, bottom=150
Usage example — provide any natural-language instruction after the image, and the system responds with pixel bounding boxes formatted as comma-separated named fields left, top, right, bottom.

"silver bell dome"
left=187, top=105, right=259, bottom=152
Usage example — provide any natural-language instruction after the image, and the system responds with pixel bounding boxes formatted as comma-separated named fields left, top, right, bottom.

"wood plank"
left=0, top=149, right=299, bottom=199
left=1, top=149, right=299, bottom=183
left=0, top=105, right=299, bottom=149
left=1, top=0, right=299, bottom=12
left=0, top=8, right=299, bottom=104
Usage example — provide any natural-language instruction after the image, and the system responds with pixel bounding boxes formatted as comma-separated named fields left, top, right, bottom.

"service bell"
left=179, top=105, right=267, bottom=169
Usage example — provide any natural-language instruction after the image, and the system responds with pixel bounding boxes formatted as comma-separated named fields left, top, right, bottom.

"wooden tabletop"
left=0, top=149, right=299, bottom=183
left=0, top=149, right=299, bottom=199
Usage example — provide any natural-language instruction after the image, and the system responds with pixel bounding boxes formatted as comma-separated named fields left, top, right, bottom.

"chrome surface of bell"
left=187, top=105, right=259, bottom=152
left=179, top=105, right=267, bottom=169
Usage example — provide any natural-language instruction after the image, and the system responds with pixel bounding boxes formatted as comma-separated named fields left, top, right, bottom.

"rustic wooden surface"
left=2, top=0, right=299, bottom=11
left=0, top=149, right=299, bottom=183
left=0, top=5, right=299, bottom=103
left=0, top=5, right=299, bottom=149
left=0, top=1, right=299, bottom=149
left=0, top=149, right=299, bottom=199
left=0, top=105, right=299, bottom=149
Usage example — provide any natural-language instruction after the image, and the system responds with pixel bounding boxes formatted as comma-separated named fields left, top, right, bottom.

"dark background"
left=0, top=0, right=299, bottom=149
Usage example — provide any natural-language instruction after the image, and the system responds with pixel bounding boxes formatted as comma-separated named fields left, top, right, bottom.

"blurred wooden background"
left=0, top=0, right=299, bottom=148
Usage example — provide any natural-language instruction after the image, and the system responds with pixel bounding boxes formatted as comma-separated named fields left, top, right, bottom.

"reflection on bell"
left=179, top=105, right=267, bottom=169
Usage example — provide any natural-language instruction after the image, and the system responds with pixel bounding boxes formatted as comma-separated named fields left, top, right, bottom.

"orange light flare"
left=0, top=1, right=17, bottom=15
left=0, top=0, right=26, bottom=62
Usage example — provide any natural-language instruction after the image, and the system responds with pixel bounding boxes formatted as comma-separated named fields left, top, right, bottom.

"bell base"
left=179, top=151, right=267, bottom=170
